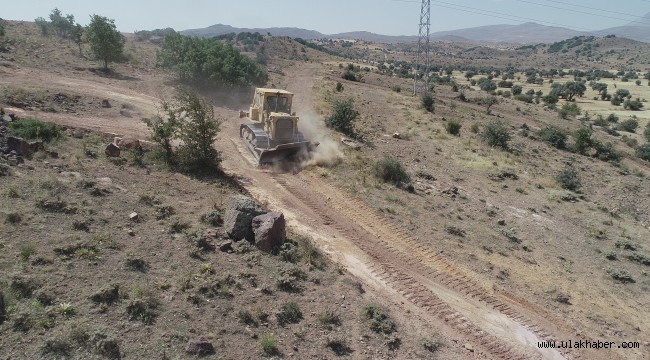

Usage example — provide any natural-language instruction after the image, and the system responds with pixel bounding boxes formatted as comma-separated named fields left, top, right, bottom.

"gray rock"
left=185, top=339, right=215, bottom=355
left=252, top=212, right=286, bottom=252
left=105, top=143, right=120, bottom=157
left=101, top=99, right=111, bottom=108
left=223, top=195, right=267, bottom=241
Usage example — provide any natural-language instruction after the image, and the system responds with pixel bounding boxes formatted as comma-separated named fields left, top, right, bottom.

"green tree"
left=157, top=32, right=267, bottom=87
left=143, top=110, right=179, bottom=165
left=511, top=85, right=523, bottom=95
left=591, top=82, right=608, bottom=95
left=482, top=96, right=499, bottom=114
left=175, top=90, right=221, bottom=171
left=538, top=127, right=567, bottom=149
left=48, top=8, right=75, bottom=37
left=623, top=98, right=644, bottom=111
left=85, top=15, right=125, bottom=69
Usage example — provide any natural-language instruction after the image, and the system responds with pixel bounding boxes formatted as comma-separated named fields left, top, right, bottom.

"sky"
left=2, top=0, right=650, bottom=35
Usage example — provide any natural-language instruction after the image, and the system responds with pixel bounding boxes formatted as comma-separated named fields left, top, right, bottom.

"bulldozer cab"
left=258, top=89, right=292, bottom=115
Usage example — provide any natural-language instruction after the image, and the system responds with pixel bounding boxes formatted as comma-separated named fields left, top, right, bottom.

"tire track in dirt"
left=265, top=170, right=605, bottom=360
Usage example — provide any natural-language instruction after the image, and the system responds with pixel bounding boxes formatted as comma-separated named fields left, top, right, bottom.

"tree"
left=175, top=90, right=221, bottom=171
left=623, top=98, right=644, bottom=111
left=637, top=143, right=650, bottom=162
left=465, top=71, right=475, bottom=81
left=48, top=8, right=75, bottom=37
left=512, top=85, right=523, bottom=95
left=560, top=81, right=586, bottom=101
left=482, top=96, right=499, bottom=114
left=85, top=15, right=125, bottom=70
left=143, top=110, right=179, bottom=165
left=591, top=82, right=608, bottom=95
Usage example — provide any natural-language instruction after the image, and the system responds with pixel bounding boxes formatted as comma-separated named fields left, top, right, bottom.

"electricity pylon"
left=413, top=0, right=430, bottom=96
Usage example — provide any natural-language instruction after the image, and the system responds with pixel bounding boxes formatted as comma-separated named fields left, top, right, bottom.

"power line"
left=391, top=0, right=646, bottom=32
left=544, top=0, right=650, bottom=22
left=515, top=0, right=650, bottom=26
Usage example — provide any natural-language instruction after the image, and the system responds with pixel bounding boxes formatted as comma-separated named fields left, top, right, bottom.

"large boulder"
left=223, top=195, right=267, bottom=241
left=105, top=143, right=121, bottom=157
left=252, top=212, right=286, bottom=252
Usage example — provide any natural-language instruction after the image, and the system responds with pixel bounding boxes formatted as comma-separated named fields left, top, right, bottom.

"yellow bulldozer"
left=239, top=88, right=316, bottom=164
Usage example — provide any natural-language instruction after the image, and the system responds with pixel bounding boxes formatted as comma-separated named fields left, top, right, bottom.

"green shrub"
left=616, top=118, right=639, bottom=133
left=374, top=157, right=410, bottom=185
left=364, top=305, right=396, bottom=334
left=318, top=310, right=341, bottom=326
left=636, top=143, right=650, bottom=161
left=556, top=165, right=580, bottom=191
left=335, top=82, right=344, bottom=92
left=445, top=119, right=461, bottom=136
left=421, top=93, right=434, bottom=112
left=481, top=119, right=510, bottom=150
left=623, top=98, right=644, bottom=111
left=391, top=85, right=401, bottom=93
left=606, top=268, right=634, bottom=283
left=277, top=302, right=302, bottom=326
left=342, top=69, right=358, bottom=81
left=593, top=142, right=622, bottom=163
left=644, top=123, right=650, bottom=142
left=9, top=119, right=60, bottom=142
left=606, top=113, right=619, bottom=123
left=538, top=127, right=567, bottom=149
left=559, top=102, right=581, bottom=119
left=470, top=123, right=480, bottom=134
left=261, top=334, right=278, bottom=355
left=324, top=98, right=357, bottom=136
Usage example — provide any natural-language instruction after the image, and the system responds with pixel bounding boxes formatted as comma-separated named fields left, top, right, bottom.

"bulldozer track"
left=268, top=171, right=584, bottom=360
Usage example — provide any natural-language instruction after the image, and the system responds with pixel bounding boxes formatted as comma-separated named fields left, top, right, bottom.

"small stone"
left=464, top=343, right=474, bottom=352
left=497, top=219, right=506, bottom=226
left=101, top=99, right=112, bottom=108
left=126, top=229, right=135, bottom=236
left=392, top=132, right=401, bottom=139
left=129, top=212, right=139, bottom=221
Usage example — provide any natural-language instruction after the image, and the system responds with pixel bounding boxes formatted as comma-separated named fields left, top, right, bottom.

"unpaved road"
left=1, top=64, right=615, bottom=360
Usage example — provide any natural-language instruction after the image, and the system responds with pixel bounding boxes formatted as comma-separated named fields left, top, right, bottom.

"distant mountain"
left=429, top=22, right=583, bottom=44
left=182, top=24, right=324, bottom=39
left=181, top=12, right=650, bottom=44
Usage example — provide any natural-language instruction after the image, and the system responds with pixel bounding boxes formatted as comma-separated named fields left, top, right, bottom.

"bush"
left=364, top=305, right=396, bottom=334
left=644, top=123, right=650, bottom=142
left=636, top=143, right=650, bottom=161
left=261, top=334, right=278, bottom=355
left=391, top=85, right=401, bottom=93
left=538, top=127, right=567, bottom=149
left=324, top=98, right=357, bottom=136
left=374, top=157, right=410, bottom=185
left=277, top=302, right=302, bottom=326
left=594, top=142, right=622, bottom=163
left=623, top=98, right=644, bottom=111
left=556, top=165, right=580, bottom=191
left=445, top=119, right=461, bottom=136
left=559, top=102, right=581, bottom=119
left=481, top=119, right=510, bottom=150
left=617, top=118, right=639, bottom=133
left=335, top=82, right=343, bottom=92
left=421, top=93, right=434, bottom=112
left=573, top=127, right=594, bottom=155
left=607, top=113, right=619, bottom=123
left=342, top=69, right=358, bottom=82
left=9, top=119, right=60, bottom=142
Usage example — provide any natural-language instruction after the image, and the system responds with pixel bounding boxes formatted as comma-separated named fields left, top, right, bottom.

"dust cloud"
left=298, top=110, right=343, bottom=168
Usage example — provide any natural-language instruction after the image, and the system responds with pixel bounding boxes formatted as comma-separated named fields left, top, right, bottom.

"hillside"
left=2, top=19, right=650, bottom=360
